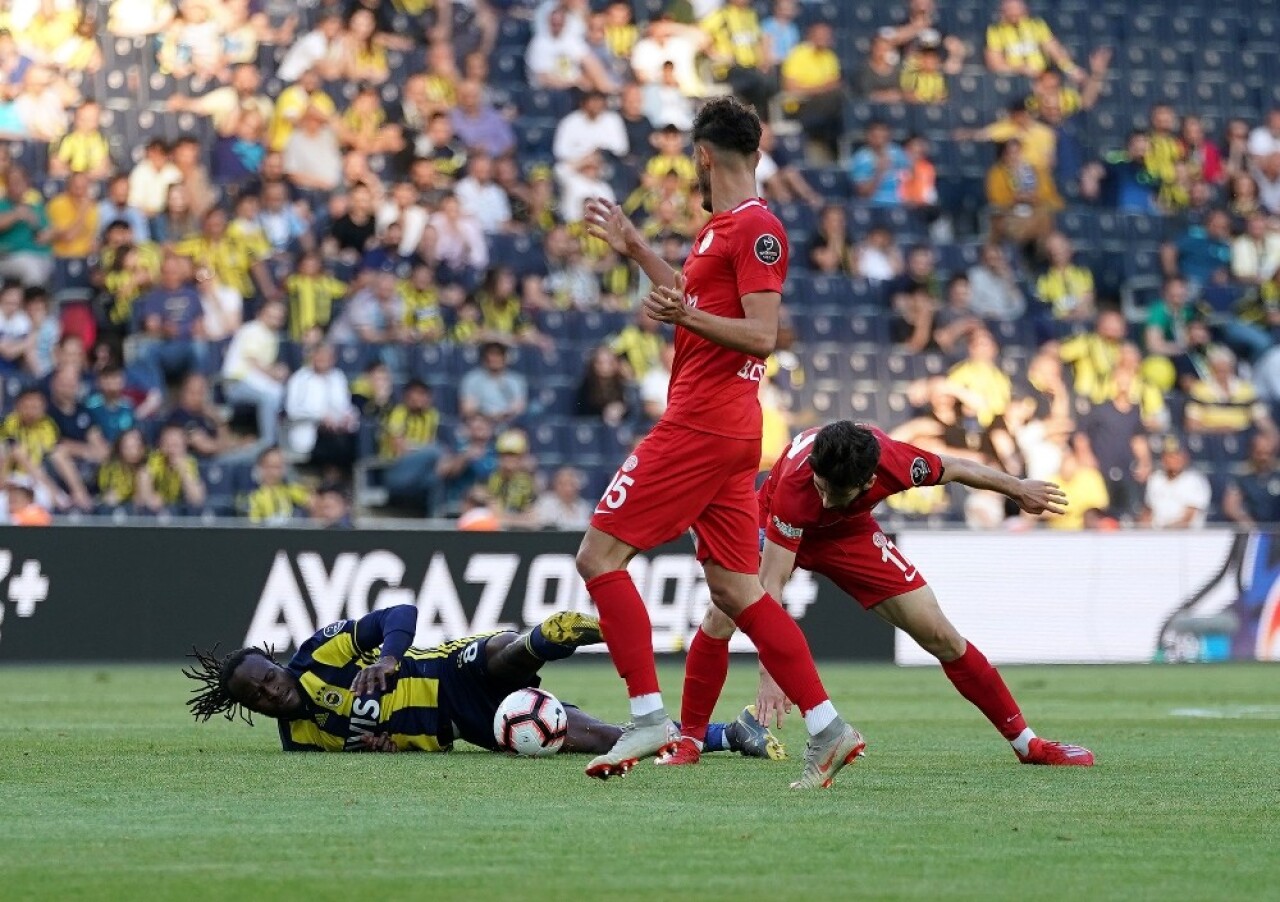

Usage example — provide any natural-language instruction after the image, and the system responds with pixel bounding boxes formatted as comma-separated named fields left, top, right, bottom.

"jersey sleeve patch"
left=322, top=620, right=348, bottom=638
left=910, top=457, right=932, bottom=486
left=771, top=515, right=803, bottom=540
left=754, top=233, right=782, bottom=265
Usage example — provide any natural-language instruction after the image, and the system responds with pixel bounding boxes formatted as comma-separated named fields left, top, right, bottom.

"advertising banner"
left=0, top=527, right=894, bottom=663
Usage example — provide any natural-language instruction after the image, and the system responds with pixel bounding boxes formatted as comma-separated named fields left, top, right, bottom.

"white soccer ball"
left=493, top=687, right=568, bottom=757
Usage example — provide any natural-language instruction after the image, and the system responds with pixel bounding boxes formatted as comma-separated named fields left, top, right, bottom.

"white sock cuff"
left=629, top=692, right=665, bottom=719
left=803, top=700, right=838, bottom=736
left=1010, top=727, right=1036, bottom=756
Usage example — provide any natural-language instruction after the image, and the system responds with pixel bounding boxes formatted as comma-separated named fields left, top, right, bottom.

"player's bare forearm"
left=938, top=454, right=1022, bottom=496
left=626, top=236, right=681, bottom=292
left=677, top=306, right=777, bottom=358
left=759, top=539, right=797, bottom=605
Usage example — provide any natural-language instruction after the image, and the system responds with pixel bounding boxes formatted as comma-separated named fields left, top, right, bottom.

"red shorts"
left=589, top=420, right=761, bottom=574
left=794, top=521, right=929, bottom=609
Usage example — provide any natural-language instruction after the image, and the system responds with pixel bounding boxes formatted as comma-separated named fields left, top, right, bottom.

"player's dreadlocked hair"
left=810, top=421, right=881, bottom=492
left=183, top=644, right=275, bottom=726
left=691, top=96, right=762, bottom=157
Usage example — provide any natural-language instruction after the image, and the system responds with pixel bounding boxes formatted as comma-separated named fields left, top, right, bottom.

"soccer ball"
left=493, top=688, right=568, bottom=757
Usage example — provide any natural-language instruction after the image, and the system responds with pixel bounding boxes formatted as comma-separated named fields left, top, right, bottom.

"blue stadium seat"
left=515, top=118, right=558, bottom=158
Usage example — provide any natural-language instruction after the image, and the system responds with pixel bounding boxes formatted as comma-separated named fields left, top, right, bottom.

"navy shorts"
left=441, top=633, right=541, bottom=751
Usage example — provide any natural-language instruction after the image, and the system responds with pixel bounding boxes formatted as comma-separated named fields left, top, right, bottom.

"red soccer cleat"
left=1017, top=737, right=1095, bottom=766
left=654, top=736, right=702, bottom=766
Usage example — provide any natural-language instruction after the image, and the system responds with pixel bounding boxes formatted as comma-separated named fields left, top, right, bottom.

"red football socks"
left=586, top=571, right=661, bottom=698
left=679, top=627, right=730, bottom=743
left=733, top=594, right=830, bottom=714
left=941, top=642, right=1027, bottom=740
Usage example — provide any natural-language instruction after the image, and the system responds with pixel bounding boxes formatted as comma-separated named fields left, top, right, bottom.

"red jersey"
left=759, top=425, right=944, bottom=551
left=664, top=197, right=789, bottom=440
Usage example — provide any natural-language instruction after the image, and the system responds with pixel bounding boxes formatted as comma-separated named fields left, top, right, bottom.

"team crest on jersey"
left=754, top=233, right=781, bottom=265
left=321, top=689, right=343, bottom=707
left=698, top=230, right=715, bottom=254
left=622, top=454, right=639, bottom=473
left=872, top=531, right=888, bottom=548
left=910, top=457, right=931, bottom=486
left=772, top=516, right=802, bottom=540
left=322, top=620, right=347, bottom=637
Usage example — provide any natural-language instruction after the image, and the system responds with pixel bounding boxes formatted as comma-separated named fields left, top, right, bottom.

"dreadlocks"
left=183, top=644, right=275, bottom=726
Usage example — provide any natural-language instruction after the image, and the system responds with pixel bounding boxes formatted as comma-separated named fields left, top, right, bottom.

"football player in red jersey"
left=576, top=97, right=865, bottom=788
left=681, top=420, right=1096, bottom=767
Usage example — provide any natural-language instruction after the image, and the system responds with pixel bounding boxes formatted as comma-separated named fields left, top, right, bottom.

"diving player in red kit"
left=667, top=420, right=1096, bottom=767
left=575, top=97, right=864, bottom=788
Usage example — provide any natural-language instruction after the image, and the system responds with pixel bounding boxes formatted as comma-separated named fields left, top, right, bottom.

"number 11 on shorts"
left=597, top=472, right=635, bottom=512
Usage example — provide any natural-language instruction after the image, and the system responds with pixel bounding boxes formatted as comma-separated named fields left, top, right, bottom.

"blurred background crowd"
left=0, top=0, right=1278, bottom=530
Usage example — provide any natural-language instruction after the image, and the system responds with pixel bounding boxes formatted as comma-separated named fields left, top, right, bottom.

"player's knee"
left=918, top=625, right=966, bottom=661
left=575, top=545, right=607, bottom=582
left=707, top=584, right=748, bottom=618
left=700, top=604, right=736, bottom=639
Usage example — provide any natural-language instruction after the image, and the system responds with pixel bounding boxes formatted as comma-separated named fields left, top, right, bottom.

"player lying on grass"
left=185, top=605, right=782, bottom=759
left=664, top=420, right=1095, bottom=767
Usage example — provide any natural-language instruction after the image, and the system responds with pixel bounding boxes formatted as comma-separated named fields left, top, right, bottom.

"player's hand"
left=643, top=275, right=690, bottom=326
left=583, top=197, right=639, bottom=258
left=358, top=733, right=398, bottom=753
left=1014, top=479, right=1068, bottom=516
left=755, top=669, right=792, bottom=729
left=351, top=656, right=398, bottom=696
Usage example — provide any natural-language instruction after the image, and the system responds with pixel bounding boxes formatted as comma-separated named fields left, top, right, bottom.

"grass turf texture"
left=0, top=662, right=1276, bottom=901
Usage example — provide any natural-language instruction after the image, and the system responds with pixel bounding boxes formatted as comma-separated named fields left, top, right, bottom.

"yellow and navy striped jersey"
left=285, top=274, right=346, bottom=341
left=985, top=17, right=1054, bottom=75
left=450, top=317, right=480, bottom=343
left=1026, top=86, right=1082, bottom=118
left=50, top=130, right=111, bottom=174
left=645, top=153, right=697, bottom=185
left=901, top=67, right=948, bottom=103
left=1, top=414, right=59, bottom=467
left=278, top=611, right=494, bottom=753
left=702, top=5, right=763, bottom=69
left=610, top=326, right=663, bottom=379
left=248, top=482, right=311, bottom=524
left=174, top=234, right=265, bottom=298
left=945, top=360, right=1011, bottom=427
left=98, top=460, right=138, bottom=503
left=401, top=283, right=445, bottom=337
left=605, top=23, right=638, bottom=58
left=380, top=404, right=439, bottom=458
left=1036, top=264, right=1095, bottom=319
left=487, top=469, right=537, bottom=513
left=146, top=451, right=198, bottom=505
left=478, top=294, right=531, bottom=336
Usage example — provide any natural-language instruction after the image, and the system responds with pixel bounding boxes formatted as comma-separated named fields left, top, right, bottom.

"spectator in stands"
left=126, top=138, right=181, bottom=220
left=374, top=182, right=427, bottom=259
left=1080, top=131, right=1161, bottom=215
left=45, top=171, right=97, bottom=260
left=96, top=428, right=152, bottom=513
left=900, top=33, right=948, bottom=106
left=460, top=341, right=527, bottom=423
left=150, top=184, right=199, bottom=245
left=967, top=244, right=1026, bottom=322
left=22, top=288, right=56, bottom=378
left=1181, top=115, right=1223, bottom=187
left=283, top=102, right=343, bottom=192
left=756, top=123, right=821, bottom=207
left=1223, top=432, right=1280, bottom=527
left=984, top=0, right=1083, bottom=80
left=0, top=166, right=50, bottom=286
left=946, top=329, right=1012, bottom=429
left=781, top=22, right=844, bottom=160
left=527, top=6, right=610, bottom=94
left=575, top=345, right=631, bottom=427
left=49, top=100, right=110, bottom=180
left=164, top=373, right=230, bottom=459
left=426, top=193, right=488, bottom=292
left=962, top=101, right=1056, bottom=175
left=314, top=481, right=352, bottom=529
left=156, top=0, right=227, bottom=81
left=338, top=8, right=391, bottom=85
left=1141, top=437, right=1211, bottom=529
left=857, top=226, right=903, bottom=284
left=1228, top=172, right=1263, bottom=219
left=530, top=465, right=591, bottom=530
left=1036, top=232, right=1095, bottom=326
left=0, top=65, right=70, bottom=143
left=326, top=182, right=377, bottom=261
left=553, top=90, right=628, bottom=165
left=611, top=306, right=664, bottom=380
left=642, top=61, right=695, bottom=133
left=259, top=179, right=311, bottom=257
left=450, top=79, right=515, bottom=159
left=488, top=428, right=538, bottom=525
left=899, top=134, right=938, bottom=211
left=107, top=0, right=175, bottom=37
left=1144, top=276, right=1196, bottom=361
left=1161, top=209, right=1233, bottom=291
left=1060, top=308, right=1126, bottom=406
left=1172, top=318, right=1213, bottom=394
left=1252, top=152, right=1280, bottom=216
left=455, top=153, right=512, bottom=235
left=854, top=30, right=903, bottom=102
left=889, top=286, right=940, bottom=354
left=1232, top=212, right=1280, bottom=290
left=379, top=378, right=443, bottom=511
left=221, top=300, right=285, bottom=449
left=328, top=268, right=406, bottom=345
left=133, top=254, right=207, bottom=380
left=761, top=0, right=800, bottom=61
left=1041, top=446, right=1109, bottom=531
left=702, top=0, right=777, bottom=113
left=283, top=251, right=343, bottom=341
left=808, top=204, right=854, bottom=276
left=931, top=274, right=984, bottom=354
left=1075, top=365, right=1152, bottom=520
left=887, top=0, right=967, bottom=71
left=0, top=280, right=31, bottom=375
left=245, top=446, right=311, bottom=524
left=277, top=11, right=343, bottom=83
left=631, top=13, right=705, bottom=96
left=1185, top=346, right=1276, bottom=438
left=85, top=365, right=135, bottom=444
left=457, top=484, right=500, bottom=530
left=336, top=85, right=403, bottom=157
left=3, top=386, right=90, bottom=511
left=887, top=244, right=942, bottom=306
left=585, top=9, right=629, bottom=90
left=144, top=422, right=207, bottom=515
left=985, top=137, right=1061, bottom=252
left=476, top=267, right=543, bottom=346
left=284, top=342, right=356, bottom=473
left=399, top=262, right=445, bottom=343
left=1248, top=107, right=1280, bottom=162
left=5, top=473, right=50, bottom=525
left=47, top=362, right=106, bottom=467
left=437, top=413, right=498, bottom=515
left=92, top=176, right=148, bottom=247
left=850, top=120, right=909, bottom=207
left=167, top=62, right=273, bottom=139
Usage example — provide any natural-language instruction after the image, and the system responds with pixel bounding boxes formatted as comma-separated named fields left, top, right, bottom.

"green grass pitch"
left=1, top=661, right=1276, bottom=901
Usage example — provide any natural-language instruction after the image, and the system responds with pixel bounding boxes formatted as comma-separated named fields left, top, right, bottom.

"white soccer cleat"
left=790, top=721, right=866, bottom=790
left=585, top=716, right=679, bottom=780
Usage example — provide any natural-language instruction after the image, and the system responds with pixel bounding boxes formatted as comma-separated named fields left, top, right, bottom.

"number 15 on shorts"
left=597, top=472, right=635, bottom=512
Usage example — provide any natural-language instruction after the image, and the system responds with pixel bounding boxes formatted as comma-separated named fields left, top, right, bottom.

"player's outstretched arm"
left=756, top=538, right=799, bottom=727
left=349, top=605, right=417, bottom=695
left=583, top=197, right=680, bottom=292
left=645, top=285, right=780, bottom=359
left=937, top=453, right=1068, bottom=516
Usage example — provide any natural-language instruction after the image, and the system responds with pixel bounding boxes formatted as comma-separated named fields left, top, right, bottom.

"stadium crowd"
left=0, top=0, right=1277, bottom=529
